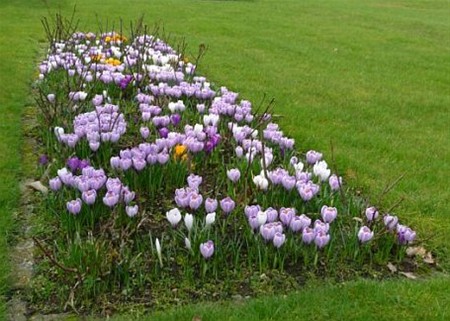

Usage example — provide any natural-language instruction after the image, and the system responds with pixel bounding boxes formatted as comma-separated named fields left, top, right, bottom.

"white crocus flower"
left=166, top=208, right=182, bottom=227
left=253, top=173, right=269, bottom=190
left=184, top=237, right=192, bottom=250
left=184, top=214, right=194, bottom=232
left=294, top=161, right=304, bottom=173
left=257, top=211, right=268, bottom=226
left=313, top=160, right=331, bottom=182
left=205, top=212, right=216, bottom=227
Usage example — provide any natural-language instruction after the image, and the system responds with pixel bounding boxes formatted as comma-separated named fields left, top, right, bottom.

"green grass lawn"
left=1, top=0, right=449, bottom=319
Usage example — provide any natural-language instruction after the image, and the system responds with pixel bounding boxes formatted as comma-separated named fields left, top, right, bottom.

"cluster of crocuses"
left=244, top=204, right=336, bottom=249
left=54, top=103, right=127, bottom=151
left=40, top=29, right=417, bottom=272
left=355, top=206, right=416, bottom=245
left=50, top=159, right=137, bottom=217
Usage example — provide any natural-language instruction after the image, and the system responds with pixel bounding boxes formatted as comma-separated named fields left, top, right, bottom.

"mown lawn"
left=1, top=0, right=449, bottom=319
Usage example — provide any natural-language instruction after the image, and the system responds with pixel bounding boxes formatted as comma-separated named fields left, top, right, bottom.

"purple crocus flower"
left=158, top=127, right=169, bottom=138
left=189, top=192, right=203, bottom=210
left=170, top=113, right=181, bottom=126
left=66, top=198, right=82, bottom=215
left=66, top=157, right=80, bottom=173
left=199, top=240, right=214, bottom=259
left=248, top=213, right=260, bottom=231
left=38, top=154, right=49, bottom=166
left=313, top=220, right=330, bottom=234
left=79, top=159, right=90, bottom=170
left=383, top=214, right=398, bottom=231
left=103, top=191, right=120, bottom=207
left=140, top=127, right=150, bottom=139
left=235, top=146, right=244, bottom=158
left=306, top=150, right=322, bottom=164
left=260, top=223, right=276, bottom=241
left=81, top=189, right=97, bottom=205
left=365, top=206, right=379, bottom=221
left=302, top=227, right=316, bottom=244
left=358, top=226, right=374, bottom=243
left=279, top=207, right=295, bottom=226
left=297, top=182, right=319, bottom=201
left=122, top=187, right=135, bottom=204
left=265, top=207, right=278, bottom=222
left=118, top=74, right=133, bottom=89
left=273, top=232, right=286, bottom=248
left=320, top=205, right=338, bottom=223
left=226, top=168, right=241, bottom=183
left=187, top=174, right=203, bottom=189
left=328, top=174, right=342, bottom=191
left=245, top=205, right=261, bottom=218
left=220, top=197, right=235, bottom=214
left=290, top=215, right=311, bottom=233
left=49, top=177, right=62, bottom=191
left=132, top=157, right=147, bottom=171
left=397, top=225, right=416, bottom=245
left=205, top=198, right=218, bottom=213
left=314, top=231, right=330, bottom=248
left=281, top=175, right=296, bottom=191
left=126, top=205, right=139, bottom=218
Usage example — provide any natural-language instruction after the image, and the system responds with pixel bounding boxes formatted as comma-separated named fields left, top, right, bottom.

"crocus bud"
left=205, top=212, right=216, bottom=227
left=155, top=238, right=163, bottom=267
left=184, top=237, right=192, bottom=250
left=184, top=214, right=194, bottom=232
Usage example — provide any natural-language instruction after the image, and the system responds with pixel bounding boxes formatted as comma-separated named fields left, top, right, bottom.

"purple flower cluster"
left=50, top=164, right=135, bottom=214
left=55, top=104, right=126, bottom=151
left=245, top=205, right=332, bottom=249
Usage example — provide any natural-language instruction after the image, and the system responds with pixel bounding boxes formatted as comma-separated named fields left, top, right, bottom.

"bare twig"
left=32, top=236, right=81, bottom=279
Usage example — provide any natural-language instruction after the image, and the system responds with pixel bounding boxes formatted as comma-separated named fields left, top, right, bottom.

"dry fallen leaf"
left=399, top=272, right=417, bottom=280
left=423, top=252, right=435, bottom=265
left=26, top=181, right=48, bottom=194
left=406, top=246, right=427, bottom=257
left=387, top=262, right=397, bottom=273
left=192, top=316, right=202, bottom=321
left=352, top=217, right=363, bottom=223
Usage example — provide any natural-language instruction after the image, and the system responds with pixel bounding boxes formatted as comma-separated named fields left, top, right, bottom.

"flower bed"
left=30, top=27, right=418, bottom=314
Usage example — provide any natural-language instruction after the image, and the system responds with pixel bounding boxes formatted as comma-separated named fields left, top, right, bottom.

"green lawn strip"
left=106, top=275, right=450, bottom=321
left=0, top=0, right=61, bottom=317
